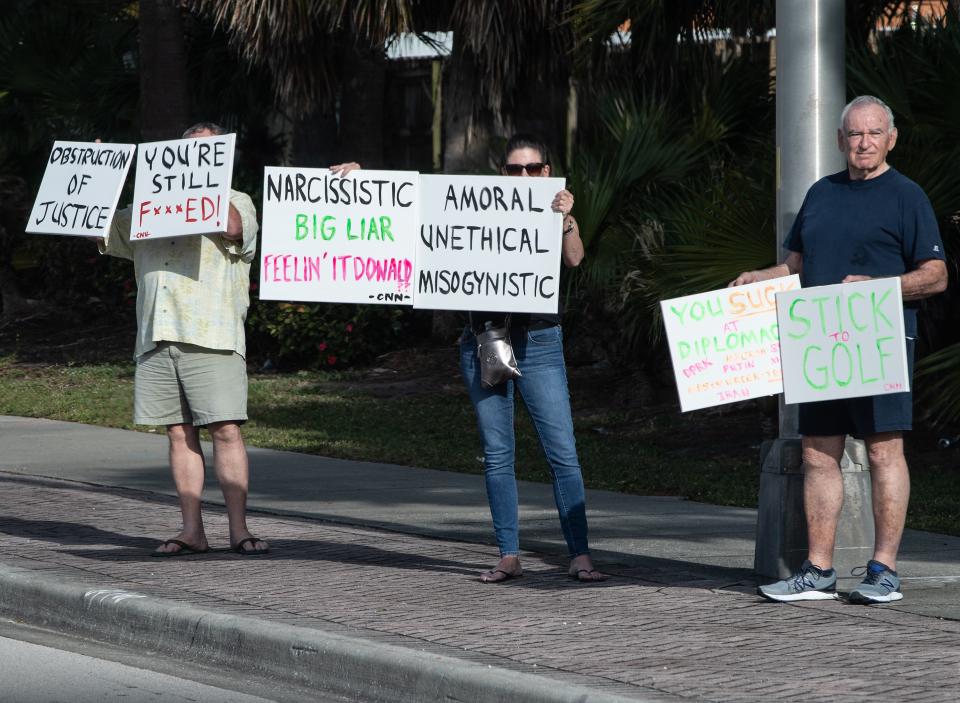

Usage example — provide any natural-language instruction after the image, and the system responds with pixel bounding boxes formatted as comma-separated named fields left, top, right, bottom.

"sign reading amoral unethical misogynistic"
left=775, top=277, right=909, bottom=404
left=414, top=174, right=565, bottom=313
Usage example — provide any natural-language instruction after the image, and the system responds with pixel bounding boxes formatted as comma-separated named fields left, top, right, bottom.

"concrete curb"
left=0, top=566, right=648, bottom=703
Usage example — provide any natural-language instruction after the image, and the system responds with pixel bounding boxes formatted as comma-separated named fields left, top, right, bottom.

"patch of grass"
left=0, top=356, right=955, bottom=536
left=0, top=359, right=136, bottom=428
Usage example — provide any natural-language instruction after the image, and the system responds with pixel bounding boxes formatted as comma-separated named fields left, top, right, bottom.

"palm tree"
left=139, top=0, right=189, bottom=140
left=184, top=0, right=416, bottom=165
left=184, top=1, right=577, bottom=170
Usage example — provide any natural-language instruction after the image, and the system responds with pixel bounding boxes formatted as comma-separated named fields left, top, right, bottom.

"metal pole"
left=775, top=0, right=846, bottom=437
left=755, top=0, right=875, bottom=580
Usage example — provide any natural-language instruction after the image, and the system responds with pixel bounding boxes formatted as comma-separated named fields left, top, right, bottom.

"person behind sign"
left=731, top=96, right=947, bottom=603
left=98, top=122, right=274, bottom=557
left=460, top=134, right=603, bottom=584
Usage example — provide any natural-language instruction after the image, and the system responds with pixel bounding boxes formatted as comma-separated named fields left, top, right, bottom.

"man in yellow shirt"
left=101, top=123, right=267, bottom=556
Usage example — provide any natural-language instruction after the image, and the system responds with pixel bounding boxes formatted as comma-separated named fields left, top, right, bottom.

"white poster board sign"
left=130, top=133, right=235, bottom=240
left=259, top=167, right=419, bottom=304
left=661, top=275, right=800, bottom=412
left=414, top=174, right=564, bottom=313
left=26, top=141, right=135, bottom=237
left=775, top=277, right=909, bottom=404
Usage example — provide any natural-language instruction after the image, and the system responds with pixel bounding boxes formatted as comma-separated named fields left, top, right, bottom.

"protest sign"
left=259, top=167, right=419, bottom=305
left=661, top=275, right=800, bottom=412
left=130, top=133, right=235, bottom=240
left=26, top=141, right=135, bottom=237
left=776, top=277, right=909, bottom=404
left=414, top=174, right=565, bottom=313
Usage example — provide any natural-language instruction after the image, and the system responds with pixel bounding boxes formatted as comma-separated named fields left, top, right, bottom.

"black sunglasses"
left=503, top=162, right=546, bottom=176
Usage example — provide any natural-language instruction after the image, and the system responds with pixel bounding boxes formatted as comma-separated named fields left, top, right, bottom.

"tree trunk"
left=290, top=109, right=340, bottom=167
left=139, top=0, right=189, bottom=141
left=339, top=44, right=386, bottom=168
left=442, top=36, right=494, bottom=174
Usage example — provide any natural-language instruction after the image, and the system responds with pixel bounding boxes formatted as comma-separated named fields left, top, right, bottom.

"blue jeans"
left=460, top=324, right=590, bottom=558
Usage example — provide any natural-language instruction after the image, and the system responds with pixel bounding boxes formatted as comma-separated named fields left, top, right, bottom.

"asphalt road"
left=0, top=618, right=356, bottom=703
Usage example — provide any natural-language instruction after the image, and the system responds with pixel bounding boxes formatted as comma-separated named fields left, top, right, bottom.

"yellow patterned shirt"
left=101, top=190, right=259, bottom=359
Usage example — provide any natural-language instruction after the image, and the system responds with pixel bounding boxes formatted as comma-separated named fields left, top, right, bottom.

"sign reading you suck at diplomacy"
left=661, top=275, right=800, bottom=412
left=27, top=141, right=135, bottom=237
left=130, top=133, right=235, bottom=240
left=775, top=277, right=909, bottom=404
left=414, top=175, right=565, bottom=313
left=259, top=167, right=419, bottom=304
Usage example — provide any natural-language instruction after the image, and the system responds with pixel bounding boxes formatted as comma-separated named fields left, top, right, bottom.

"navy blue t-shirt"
left=785, top=167, right=944, bottom=337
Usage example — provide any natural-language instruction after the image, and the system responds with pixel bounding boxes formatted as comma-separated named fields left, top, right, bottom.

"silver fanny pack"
left=476, top=318, right=522, bottom=388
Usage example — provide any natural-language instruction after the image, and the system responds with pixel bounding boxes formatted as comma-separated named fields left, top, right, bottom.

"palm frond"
left=621, top=167, right=775, bottom=347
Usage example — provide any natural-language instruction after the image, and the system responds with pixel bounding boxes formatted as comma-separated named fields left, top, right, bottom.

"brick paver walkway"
left=1, top=472, right=958, bottom=702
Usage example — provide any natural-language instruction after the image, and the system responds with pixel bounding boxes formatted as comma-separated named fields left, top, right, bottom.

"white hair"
left=182, top=122, right=225, bottom=138
left=840, top=96, right=896, bottom=133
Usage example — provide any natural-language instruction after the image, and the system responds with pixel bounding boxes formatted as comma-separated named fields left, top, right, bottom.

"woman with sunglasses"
left=460, top=134, right=604, bottom=584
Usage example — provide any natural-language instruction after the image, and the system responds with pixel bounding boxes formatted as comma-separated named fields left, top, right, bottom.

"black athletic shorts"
left=798, top=338, right=915, bottom=437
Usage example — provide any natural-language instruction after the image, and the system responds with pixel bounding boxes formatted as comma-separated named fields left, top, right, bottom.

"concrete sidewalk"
left=1, top=416, right=960, bottom=701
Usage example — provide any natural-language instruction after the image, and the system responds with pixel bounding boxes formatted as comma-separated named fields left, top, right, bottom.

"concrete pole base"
left=754, top=437, right=874, bottom=580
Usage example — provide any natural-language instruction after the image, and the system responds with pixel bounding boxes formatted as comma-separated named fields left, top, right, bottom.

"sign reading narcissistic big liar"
left=27, top=141, right=136, bottom=237
left=661, top=275, right=800, bottom=412
left=130, top=133, right=235, bottom=240
left=259, top=167, right=419, bottom=305
left=414, top=174, right=565, bottom=313
left=775, top=277, right=909, bottom=404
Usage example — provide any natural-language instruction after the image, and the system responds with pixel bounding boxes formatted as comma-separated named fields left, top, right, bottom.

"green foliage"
left=847, top=13, right=960, bottom=223
left=245, top=299, right=431, bottom=369
left=564, top=47, right=774, bottom=362
left=0, top=1, right=282, bottom=317
left=622, top=168, right=774, bottom=347
left=0, top=0, right=139, bottom=177
left=847, top=14, right=960, bottom=427
left=0, top=1, right=139, bottom=313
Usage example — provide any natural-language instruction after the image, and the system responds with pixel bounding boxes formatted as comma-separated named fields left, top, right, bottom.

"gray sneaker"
left=758, top=560, right=839, bottom=602
left=848, top=560, right=903, bottom=604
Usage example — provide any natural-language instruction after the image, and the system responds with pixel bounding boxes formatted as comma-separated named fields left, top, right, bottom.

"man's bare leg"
left=154, top=423, right=209, bottom=554
left=208, top=420, right=268, bottom=553
left=865, top=431, right=909, bottom=570
left=802, top=434, right=847, bottom=570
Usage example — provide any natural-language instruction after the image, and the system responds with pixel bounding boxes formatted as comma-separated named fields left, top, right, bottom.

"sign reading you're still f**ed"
left=259, top=168, right=419, bottom=305
left=776, top=277, right=909, bottom=404
left=27, top=141, right=135, bottom=237
left=414, top=175, right=565, bottom=313
left=130, top=133, right=235, bottom=240
left=661, top=275, right=800, bottom=412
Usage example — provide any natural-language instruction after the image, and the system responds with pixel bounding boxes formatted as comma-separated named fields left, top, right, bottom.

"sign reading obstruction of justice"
left=130, top=133, right=235, bottom=240
left=259, top=167, right=419, bottom=305
left=661, top=275, right=800, bottom=412
left=414, top=174, right=565, bottom=313
left=775, top=277, right=909, bottom=404
left=27, top=141, right=136, bottom=237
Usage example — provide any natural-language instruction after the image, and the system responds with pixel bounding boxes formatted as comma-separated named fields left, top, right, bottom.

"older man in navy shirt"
left=732, top=95, right=947, bottom=604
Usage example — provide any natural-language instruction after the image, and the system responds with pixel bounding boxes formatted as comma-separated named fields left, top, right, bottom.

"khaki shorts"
left=134, top=342, right=248, bottom=426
